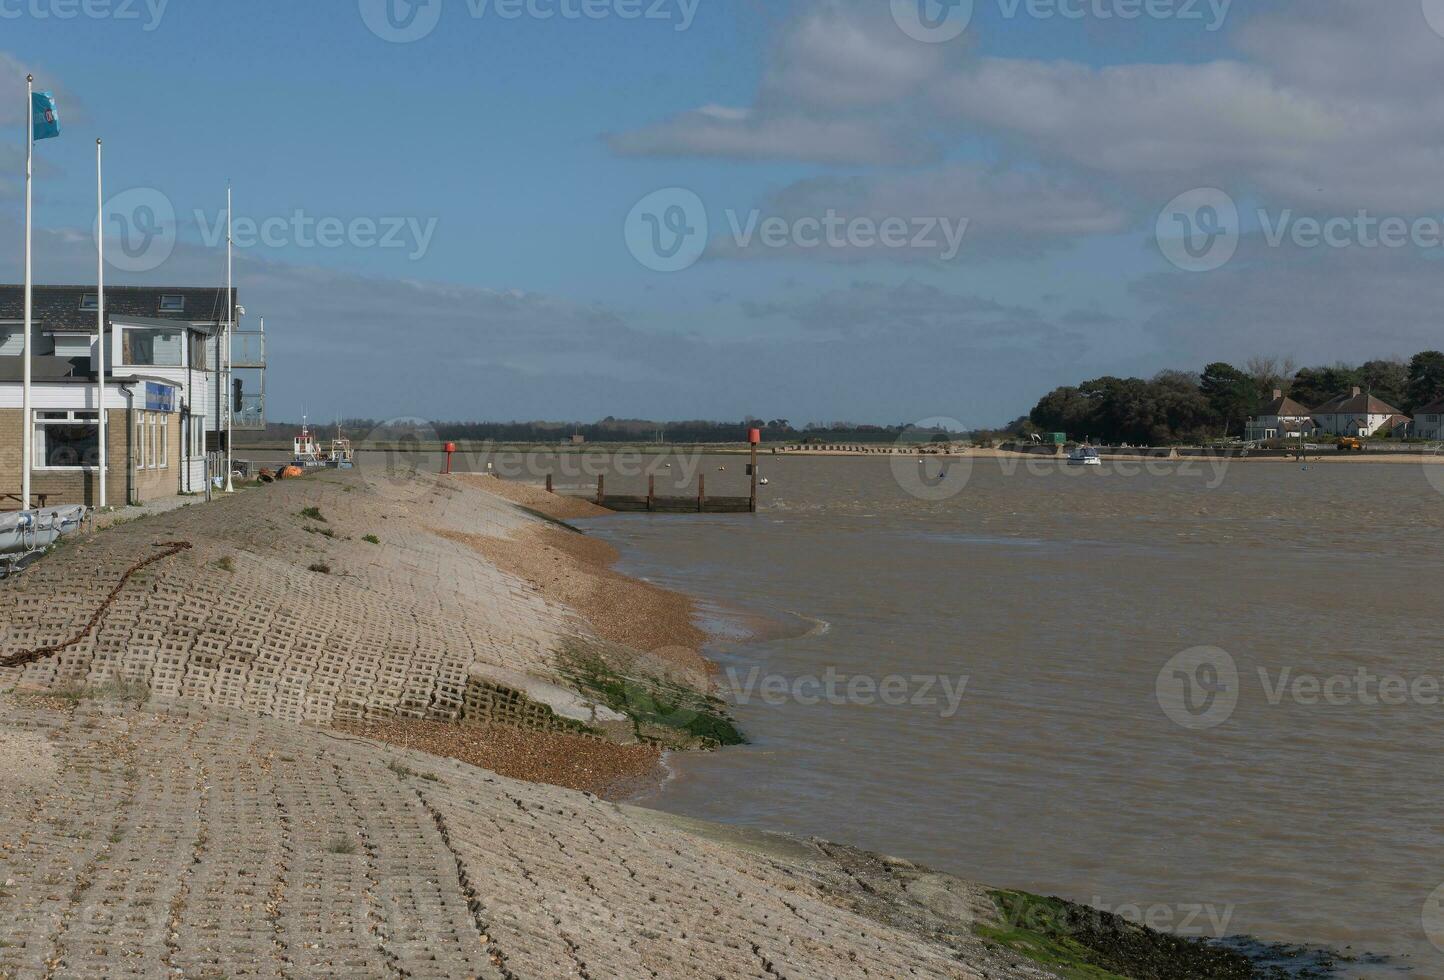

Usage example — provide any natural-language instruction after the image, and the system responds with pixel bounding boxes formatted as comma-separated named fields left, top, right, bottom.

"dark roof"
left=1416, top=397, right=1444, bottom=415
left=0, top=355, right=81, bottom=382
left=1312, top=392, right=1405, bottom=416
left=1258, top=394, right=1314, bottom=417
left=0, top=285, right=236, bottom=333
left=0, top=355, right=146, bottom=385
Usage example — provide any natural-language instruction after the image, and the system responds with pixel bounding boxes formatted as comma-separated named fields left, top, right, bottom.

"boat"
left=0, top=505, right=88, bottom=578
left=291, top=419, right=327, bottom=468
left=326, top=425, right=355, bottom=469
left=1067, top=446, right=1102, bottom=467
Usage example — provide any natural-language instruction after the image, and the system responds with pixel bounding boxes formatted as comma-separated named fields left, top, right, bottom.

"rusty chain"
left=0, top=540, right=193, bottom=670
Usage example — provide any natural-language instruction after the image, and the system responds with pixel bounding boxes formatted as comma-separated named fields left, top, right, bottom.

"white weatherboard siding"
left=111, top=321, right=213, bottom=492
left=0, top=382, right=131, bottom=412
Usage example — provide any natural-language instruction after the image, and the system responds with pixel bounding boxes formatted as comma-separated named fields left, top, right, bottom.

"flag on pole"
left=32, top=91, right=59, bottom=141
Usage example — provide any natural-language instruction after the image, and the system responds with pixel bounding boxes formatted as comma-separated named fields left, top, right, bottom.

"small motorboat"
left=759, top=477, right=771, bottom=486
left=1067, top=447, right=1102, bottom=467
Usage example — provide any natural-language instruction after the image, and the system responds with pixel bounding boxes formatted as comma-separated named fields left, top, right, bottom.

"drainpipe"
left=117, top=383, right=135, bottom=505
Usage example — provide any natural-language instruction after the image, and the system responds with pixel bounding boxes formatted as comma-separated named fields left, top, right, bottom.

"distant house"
left=1245, top=389, right=1318, bottom=441
left=1414, top=397, right=1444, bottom=440
left=1310, top=387, right=1409, bottom=437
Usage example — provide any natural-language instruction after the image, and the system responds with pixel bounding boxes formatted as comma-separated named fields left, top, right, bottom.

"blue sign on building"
left=144, top=382, right=176, bottom=413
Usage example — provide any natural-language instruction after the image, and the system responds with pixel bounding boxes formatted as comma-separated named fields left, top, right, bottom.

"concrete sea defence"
left=0, top=469, right=1334, bottom=977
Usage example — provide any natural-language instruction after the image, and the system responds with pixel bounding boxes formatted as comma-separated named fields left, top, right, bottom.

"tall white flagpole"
left=96, top=138, right=107, bottom=509
left=223, top=184, right=234, bottom=492
left=21, top=75, right=33, bottom=511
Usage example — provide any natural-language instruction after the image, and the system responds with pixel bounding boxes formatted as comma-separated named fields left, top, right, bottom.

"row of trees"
left=1026, top=352, right=1444, bottom=446
left=255, top=418, right=956, bottom=446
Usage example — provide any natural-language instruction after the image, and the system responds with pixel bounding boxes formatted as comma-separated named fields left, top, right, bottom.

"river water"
left=340, top=446, right=1441, bottom=972
left=552, top=451, right=1444, bottom=976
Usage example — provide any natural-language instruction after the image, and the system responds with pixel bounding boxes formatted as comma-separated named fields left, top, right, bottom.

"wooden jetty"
left=549, top=474, right=755, bottom=514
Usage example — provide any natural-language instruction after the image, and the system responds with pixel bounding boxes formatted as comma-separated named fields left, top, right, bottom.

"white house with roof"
left=1414, top=397, right=1444, bottom=440
left=0, top=285, right=237, bottom=508
left=1245, top=389, right=1319, bottom=442
left=1310, top=387, right=1409, bottom=437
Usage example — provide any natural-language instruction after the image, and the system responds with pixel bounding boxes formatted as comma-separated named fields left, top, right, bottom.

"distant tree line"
left=256, top=418, right=969, bottom=446
left=1026, top=352, right=1444, bottom=446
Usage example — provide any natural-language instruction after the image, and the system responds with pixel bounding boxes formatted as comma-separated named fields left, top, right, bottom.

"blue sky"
left=3, top=0, right=1443, bottom=426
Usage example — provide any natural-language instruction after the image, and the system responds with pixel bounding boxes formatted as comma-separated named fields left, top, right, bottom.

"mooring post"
left=648, top=475, right=655, bottom=512
left=748, top=427, right=760, bottom=513
left=698, top=473, right=705, bottom=513
left=596, top=474, right=605, bottom=506
left=545, top=473, right=553, bottom=494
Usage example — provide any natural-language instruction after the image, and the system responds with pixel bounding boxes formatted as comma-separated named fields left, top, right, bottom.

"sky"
left=2, top=0, right=1443, bottom=428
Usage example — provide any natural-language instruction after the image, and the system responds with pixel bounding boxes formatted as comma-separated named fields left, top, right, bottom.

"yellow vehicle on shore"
left=1337, top=437, right=1365, bottom=451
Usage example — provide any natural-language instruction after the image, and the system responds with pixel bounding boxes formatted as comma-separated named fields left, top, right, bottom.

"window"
left=52, top=333, right=93, bottom=361
left=80, top=293, right=98, bottom=311
left=122, top=327, right=183, bottom=366
left=136, top=413, right=147, bottom=469
left=189, top=331, right=207, bottom=370
left=34, top=411, right=100, bottom=470
left=159, top=294, right=186, bottom=313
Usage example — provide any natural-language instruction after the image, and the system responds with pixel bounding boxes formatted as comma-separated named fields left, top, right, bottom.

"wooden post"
left=545, top=473, right=553, bottom=494
left=749, top=438, right=758, bottom=513
left=596, top=474, right=604, bottom=506
left=647, top=475, right=655, bottom=512
left=698, top=473, right=705, bottom=512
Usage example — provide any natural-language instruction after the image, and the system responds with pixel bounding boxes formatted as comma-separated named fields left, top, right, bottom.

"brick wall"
left=0, top=407, right=180, bottom=508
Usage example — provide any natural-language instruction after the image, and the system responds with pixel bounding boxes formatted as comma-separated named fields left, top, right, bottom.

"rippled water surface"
left=553, top=452, right=1444, bottom=975
left=347, top=448, right=1443, bottom=972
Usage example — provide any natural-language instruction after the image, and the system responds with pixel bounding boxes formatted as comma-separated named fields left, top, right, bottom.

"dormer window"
left=159, top=294, right=186, bottom=313
left=80, top=293, right=98, bottom=311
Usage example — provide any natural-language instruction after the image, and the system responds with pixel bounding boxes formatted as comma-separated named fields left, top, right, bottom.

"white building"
left=0, top=285, right=237, bottom=507
left=1245, top=389, right=1318, bottom=442
left=1310, top=387, right=1409, bottom=438
left=1414, top=397, right=1444, bottom=441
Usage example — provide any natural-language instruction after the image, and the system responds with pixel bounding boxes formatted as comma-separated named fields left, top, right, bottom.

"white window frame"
left=34, top=410, right=101, bottom=472
left=121, top=326, right=185, bottom=368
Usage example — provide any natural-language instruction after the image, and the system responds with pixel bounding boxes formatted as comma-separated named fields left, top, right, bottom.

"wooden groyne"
left=550, top=474, right=755, bottom=514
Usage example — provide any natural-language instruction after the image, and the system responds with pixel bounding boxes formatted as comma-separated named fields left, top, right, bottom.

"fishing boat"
left=327, top=426, right=355, bottom=469
left=1067, top=446, right=1102, bottom=467
left=291, top=420, right=327, bottom=468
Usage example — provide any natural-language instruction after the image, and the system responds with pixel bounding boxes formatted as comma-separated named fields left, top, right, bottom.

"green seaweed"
left=974, top=890, right=1272, bottom=980
left=975, top=892, right=1129, bottom=979
left=561, top=649, right=744, bottom=748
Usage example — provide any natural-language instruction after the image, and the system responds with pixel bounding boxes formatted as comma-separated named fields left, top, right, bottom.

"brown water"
left=550, top=452, right=1443, bottom=976
left=338, top=447, right=1440, bottom=972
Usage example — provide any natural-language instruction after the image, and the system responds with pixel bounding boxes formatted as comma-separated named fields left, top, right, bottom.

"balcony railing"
left=233, top=393, right=266, bottom=430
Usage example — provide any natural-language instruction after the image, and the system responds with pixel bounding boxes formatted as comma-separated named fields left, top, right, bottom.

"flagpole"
left=96, top=138, right=107, bottom=509
left=223, top=184, right=234, bottom=493
left=21, top=74, right=33, bottom=511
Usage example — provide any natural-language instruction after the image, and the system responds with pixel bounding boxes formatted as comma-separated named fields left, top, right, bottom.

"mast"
left=96, top=139, right=107, bottom=508
left=223, top=184, right=234, bottom=492
left=21, top=75, right=33, bottom=510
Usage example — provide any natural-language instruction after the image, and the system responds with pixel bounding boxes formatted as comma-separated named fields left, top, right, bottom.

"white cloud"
left=606, top=108, right=935, bottom=166
left=606, top=0, right=947, bottom=165
left=933, top=1, right=1444, bottom=211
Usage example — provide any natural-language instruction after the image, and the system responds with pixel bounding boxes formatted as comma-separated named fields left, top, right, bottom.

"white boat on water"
left=1067, top=447, right=1102, bottom=467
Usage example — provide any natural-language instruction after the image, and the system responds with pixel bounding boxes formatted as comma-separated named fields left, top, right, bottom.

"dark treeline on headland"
left=252, top=418, right=968, bottom=446
left=1024, top=352, right=1444, bottom=446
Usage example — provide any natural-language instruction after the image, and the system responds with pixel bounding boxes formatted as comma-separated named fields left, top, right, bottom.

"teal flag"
left=32, top=91, right=59, bottom=141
